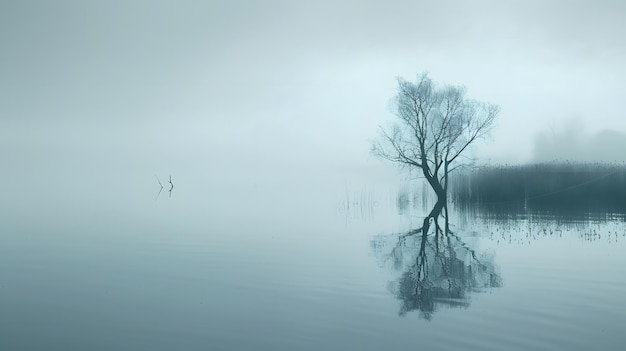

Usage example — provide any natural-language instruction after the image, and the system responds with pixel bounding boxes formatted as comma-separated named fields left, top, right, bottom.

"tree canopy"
left=372, top=73, right=499, bottom=202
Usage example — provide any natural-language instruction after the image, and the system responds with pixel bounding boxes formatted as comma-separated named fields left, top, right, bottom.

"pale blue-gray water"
left=1, top=169, right=626, bottom=350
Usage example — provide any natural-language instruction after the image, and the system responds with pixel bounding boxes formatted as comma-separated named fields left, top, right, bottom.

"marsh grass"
left=451, top=162, right=626, bottom=219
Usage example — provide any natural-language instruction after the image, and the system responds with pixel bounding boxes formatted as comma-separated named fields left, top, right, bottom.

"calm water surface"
left=1, top=171, right=625, bottom=350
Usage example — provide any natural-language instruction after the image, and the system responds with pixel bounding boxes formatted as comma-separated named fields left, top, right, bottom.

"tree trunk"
left=419, top=144, right=447, bottom=204
left=421, top=165, right=447, bottom=203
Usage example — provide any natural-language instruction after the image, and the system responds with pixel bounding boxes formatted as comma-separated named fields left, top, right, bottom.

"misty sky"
left=2, top=0, right=626, bottom=180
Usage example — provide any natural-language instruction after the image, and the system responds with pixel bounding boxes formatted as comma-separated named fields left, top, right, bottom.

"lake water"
left=2, top=170, right=626, bottom=350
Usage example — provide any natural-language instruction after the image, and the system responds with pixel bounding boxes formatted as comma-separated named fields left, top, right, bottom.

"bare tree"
left=372, top=73, right=499, bottom=203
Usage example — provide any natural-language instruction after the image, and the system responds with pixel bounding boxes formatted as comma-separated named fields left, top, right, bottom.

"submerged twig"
left=168, top=175, right=174, bottom=198
left=155, top=175, right=164, bottom=188
left=155, top=175, right=164, bottom=200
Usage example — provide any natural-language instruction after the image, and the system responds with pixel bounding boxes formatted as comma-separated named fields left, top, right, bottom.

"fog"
left=4, top=4, right=626, bottom=349
left=533, top=119, right=626, bottom=163
left=2, top=0, right=626, bottom=182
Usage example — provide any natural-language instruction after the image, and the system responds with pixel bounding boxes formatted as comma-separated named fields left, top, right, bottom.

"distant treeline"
left=450, top=162, right=626, bottom=218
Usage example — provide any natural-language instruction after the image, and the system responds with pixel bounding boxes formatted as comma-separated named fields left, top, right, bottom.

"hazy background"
left=2, top=0, right=626, bottom=185
left=3, top=3, right=626, bottom=349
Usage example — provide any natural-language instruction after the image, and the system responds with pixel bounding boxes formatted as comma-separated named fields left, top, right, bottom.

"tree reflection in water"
left=372, top=201, right=502, bottom=320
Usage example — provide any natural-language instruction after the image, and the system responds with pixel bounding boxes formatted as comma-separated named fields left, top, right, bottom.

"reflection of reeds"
left=396, top=185, right=411, bottom=214
left=451, top=162, right=626, bottom=218
left=394, top=181, right=436, bottom=214
left=338, top=184, right=382, bottom=222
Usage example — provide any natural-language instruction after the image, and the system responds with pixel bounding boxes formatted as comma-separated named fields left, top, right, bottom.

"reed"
left=450, top=162, right=626, bottom=217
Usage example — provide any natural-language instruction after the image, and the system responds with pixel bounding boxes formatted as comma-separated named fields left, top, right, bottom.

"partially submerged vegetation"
left=451, top=162, right=626, bottom=219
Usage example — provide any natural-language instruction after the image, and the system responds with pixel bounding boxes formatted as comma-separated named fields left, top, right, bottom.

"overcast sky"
left=2, top=0, right=626, bottom=179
